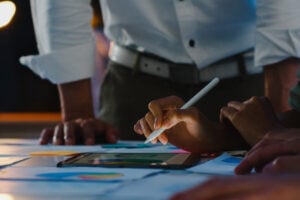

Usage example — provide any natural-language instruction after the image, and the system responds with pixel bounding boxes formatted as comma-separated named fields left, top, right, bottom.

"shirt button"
left=189, top=39, right=195, bottom=47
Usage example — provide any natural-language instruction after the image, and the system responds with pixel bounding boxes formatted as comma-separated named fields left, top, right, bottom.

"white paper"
left=187, top=153, right=242, bottom=175
left=0, top=166, right=161, bottom=182
left=0, top=157, right=28, bottom=167
left=0, top=180, right=120, bottom=197
left=104, top=172, right=212, bottom=200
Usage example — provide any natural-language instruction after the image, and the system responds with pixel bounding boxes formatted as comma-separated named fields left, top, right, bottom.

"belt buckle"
left=169, top=64, right=200, bottom=84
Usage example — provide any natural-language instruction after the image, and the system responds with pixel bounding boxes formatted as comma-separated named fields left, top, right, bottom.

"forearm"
left=264, top=58, right=300, bottom=113
left=58, top=79, right=94, bottom=121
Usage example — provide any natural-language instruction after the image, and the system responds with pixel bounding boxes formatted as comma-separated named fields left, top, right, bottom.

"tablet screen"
left=57, top=152, right=204, bottom=169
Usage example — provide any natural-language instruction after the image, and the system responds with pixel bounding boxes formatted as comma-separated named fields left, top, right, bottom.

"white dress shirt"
left=20, top=0, right=300, bottom=84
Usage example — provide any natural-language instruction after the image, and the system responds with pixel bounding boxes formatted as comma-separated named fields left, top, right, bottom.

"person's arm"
left=235, top=129, right=300, bottom=174
left=134, top=95, right=249, bottom=153
left=255, top=1, right=300, bottom=112
left=264, top=58, right=300, bottom=112
left=22, top=1, right=119, bottom=145
left=170, top=175, right=300, bottom=200
left=58, top=79, right=94, bottom=121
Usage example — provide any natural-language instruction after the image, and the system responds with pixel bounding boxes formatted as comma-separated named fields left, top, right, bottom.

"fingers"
left=157, top=134, right=168, bottom=145
left=148, top=96, right=184, bottom=129
left=134, top=118, right=164, bottom=144
left=84, top=119, right=119, bottom=144
left=134, top=112, right=157, bottom=134
left=139, top=117, right=158, bottom=144
left=46, top=118, right=120, bottom=145
left=39, top=127, right=54, bottom=145
left=52, top=124, right=64, bottom=145
left=134, top=95, right=186, bottom=144
left=220, top=106, right=238, bottom=122
left=134, top=119, right=144, bottom=135
left=145, top=112, right=155, bottom=130
left=81, top=120, right=95, bottom=145
left=105, top=127, right=119, bottom=144
left=148, top=101, right=163, bottom=129
left=262, top=155, right=300, bottom=174
left=227, top=101, right=244, bottom=110
left=235, top=142, right=284, bottom=174
left=63, top=122, right=78, bottom=145
left=86, top=119, right=119, bottom=144
left=235, top=139, right=300, bottom=174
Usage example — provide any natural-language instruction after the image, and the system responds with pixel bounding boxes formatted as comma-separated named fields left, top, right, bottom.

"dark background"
left=0, top=0, right=60, bottom=112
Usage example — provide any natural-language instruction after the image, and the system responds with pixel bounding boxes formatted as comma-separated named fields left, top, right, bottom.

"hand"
left=235, top=128, right=300, bottom=174
left=134, top=96, right=244, bottom=153
left=170, top=175, right=300, bottom=200
left=39, top=118, right=119, bottom=145
left=220, top=96, right=283, bottom=146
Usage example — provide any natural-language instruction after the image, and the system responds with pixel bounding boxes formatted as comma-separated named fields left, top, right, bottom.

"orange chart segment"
left=30, top=151, right=78, bottom=156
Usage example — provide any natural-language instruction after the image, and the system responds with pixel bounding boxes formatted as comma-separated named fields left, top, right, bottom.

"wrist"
left=58, top=79, right=95, bottom=121
left=61, top=108, right=94, bottom=121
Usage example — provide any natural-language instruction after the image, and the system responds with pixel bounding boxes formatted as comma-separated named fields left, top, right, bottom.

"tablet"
left=57, top=152, right=203, bottom=169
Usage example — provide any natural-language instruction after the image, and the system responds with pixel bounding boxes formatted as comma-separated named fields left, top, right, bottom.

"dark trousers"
left=98, top=61, right=264, bottom=140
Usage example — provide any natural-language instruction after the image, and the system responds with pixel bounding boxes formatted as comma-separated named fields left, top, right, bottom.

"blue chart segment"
left=222, top=157, right=242, bottom=164
left=37, top=172, right=124, bottom=180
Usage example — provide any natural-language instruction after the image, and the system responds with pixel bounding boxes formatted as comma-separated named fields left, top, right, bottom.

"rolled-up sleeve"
left=255, top=0, right=300, bottom=67
left=20, top=0, right=95, bottom=84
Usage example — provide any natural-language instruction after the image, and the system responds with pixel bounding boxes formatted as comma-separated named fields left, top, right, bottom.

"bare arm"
left=58, top=79, right=94, bottom=121
left=264, top=57, right=300, bottom=112
left=39, top=78, right=119, bottom=145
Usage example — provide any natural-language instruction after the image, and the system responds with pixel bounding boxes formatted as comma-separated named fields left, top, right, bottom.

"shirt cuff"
left=255, top=29, right=300, bottom=67
left=19, top=41, right=95, bottom=84
left=255, top=0, right=300, bottom=67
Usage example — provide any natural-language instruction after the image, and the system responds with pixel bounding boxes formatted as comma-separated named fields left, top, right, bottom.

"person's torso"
left=100, top=0, right=256, bottom=68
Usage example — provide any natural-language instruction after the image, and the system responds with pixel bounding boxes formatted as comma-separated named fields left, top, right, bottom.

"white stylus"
left=144, top=77, right=220, bottom=144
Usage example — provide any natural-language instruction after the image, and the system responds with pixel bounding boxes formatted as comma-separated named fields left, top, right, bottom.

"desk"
left=0, top=139, right=240, bottom=200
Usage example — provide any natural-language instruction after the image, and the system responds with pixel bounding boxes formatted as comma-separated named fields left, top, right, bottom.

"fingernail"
left=151, top=139, right=157, bottom=144
left=161, top=139, right=167, bottom=145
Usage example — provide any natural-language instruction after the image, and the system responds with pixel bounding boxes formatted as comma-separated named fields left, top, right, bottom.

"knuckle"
left=250, top=96, right=259, bottom=102
left=145, top=113, right=152, bottom=120
left=148, top=101, right=157, bottom=109
left=42, top=127, right=53, bottom=133
left=140, top=118, right=147, bottom=127
left=54, top=124, right=62, bottom=132
left=220, top=107, right=226, bottom=114
left=81, top=120, right=93, bottom=128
